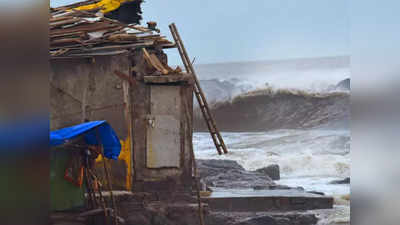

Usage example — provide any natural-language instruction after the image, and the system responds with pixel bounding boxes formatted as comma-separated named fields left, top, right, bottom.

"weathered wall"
left=50, top=53, right=131, bottom=189
left=50, top=53, right=130, bottom=135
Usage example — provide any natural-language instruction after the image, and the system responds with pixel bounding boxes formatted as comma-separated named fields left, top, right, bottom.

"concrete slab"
left=203, top=189, right=333, bottom=212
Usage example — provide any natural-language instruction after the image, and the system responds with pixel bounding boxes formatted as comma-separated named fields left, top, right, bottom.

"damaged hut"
left=50, top=2, right=195, bottom=194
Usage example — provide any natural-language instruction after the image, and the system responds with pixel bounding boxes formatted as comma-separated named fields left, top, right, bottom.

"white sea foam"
left=194, top=129, right=350, bottom=224
left=194, top=129, right=350, bottom=179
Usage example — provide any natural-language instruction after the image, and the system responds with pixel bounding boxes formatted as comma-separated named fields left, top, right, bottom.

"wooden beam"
left=114, top=70, right=135, bottom=85
left=142, top=48, right=169, bottom=75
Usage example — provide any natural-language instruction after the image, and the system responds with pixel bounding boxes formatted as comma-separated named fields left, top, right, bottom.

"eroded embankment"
left=194, top=88, right=350, bottom=132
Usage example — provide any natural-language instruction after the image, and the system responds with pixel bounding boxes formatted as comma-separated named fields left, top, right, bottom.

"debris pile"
left=50, top=6, right=173, bottom=61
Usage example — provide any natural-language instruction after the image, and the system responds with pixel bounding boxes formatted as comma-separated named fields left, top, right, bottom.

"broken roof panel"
left=50, top=0, right=174, bottom=58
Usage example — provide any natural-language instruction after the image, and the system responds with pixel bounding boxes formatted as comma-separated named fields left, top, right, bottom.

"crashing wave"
left=194, top=87, right=350, bottom=131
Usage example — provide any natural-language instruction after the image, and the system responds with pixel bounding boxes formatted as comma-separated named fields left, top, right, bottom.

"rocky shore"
left=51, top=159, right=340, bottom=225
left=197, top=159, right=285, bottom=190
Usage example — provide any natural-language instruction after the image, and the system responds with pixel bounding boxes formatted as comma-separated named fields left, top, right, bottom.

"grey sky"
left=51, top=0, right=349, bottom=65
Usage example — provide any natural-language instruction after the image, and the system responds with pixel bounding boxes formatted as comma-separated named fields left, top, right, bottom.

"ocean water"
left=195, top=56, right=350, bottom=92
left=194, top=56, right=350, bottom=224
left=194, top=130, right=350, bottom=224
left=194, top=129, right=350, bottom=193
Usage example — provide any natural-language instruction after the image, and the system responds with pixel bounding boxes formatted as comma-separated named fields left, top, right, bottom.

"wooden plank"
left=149, top=53, right=170, bottom=75
left=108, top=34, right=138, bottom=42
left=50, top=23, right=119, bottom=36
left=50, top=31, right=85, bottom=39
left=51, top=38, right=83, bottom=46
left=142, top=48, right=169, bottom=75
left=50, top=18, right=82, bottom=28
left=50, top=16, right=74, bottom=23
left=142, top=48, right=157, bottom=70
left=68, top=41, right=154, bottom=53
left=114, top=70, right=135, bottom=85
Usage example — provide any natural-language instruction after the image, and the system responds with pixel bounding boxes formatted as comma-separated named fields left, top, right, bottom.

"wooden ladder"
left=169, top=23, right=228, bottom=155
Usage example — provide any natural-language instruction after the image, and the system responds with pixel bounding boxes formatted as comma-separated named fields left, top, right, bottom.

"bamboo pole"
left=95, top=128, right=119, bottom=225
left=101, top=155, right=118, bottom=225
left=181, top=83, right=206, bottom=225
left=88, top=168, right=108, bottom=218
left=191, top=146, right=206, bottom=225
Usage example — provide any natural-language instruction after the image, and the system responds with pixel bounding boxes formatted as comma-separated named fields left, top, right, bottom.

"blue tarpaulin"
left=50, top=121, right=121, bottom=160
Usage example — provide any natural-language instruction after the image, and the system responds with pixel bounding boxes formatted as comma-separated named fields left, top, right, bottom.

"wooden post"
left=122, top=73, right=135, bottom=191
left=95, top=128, right=119, bottom=225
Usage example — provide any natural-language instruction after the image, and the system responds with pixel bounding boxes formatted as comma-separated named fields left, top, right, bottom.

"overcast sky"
left=51, top=0, right=349, bottom=65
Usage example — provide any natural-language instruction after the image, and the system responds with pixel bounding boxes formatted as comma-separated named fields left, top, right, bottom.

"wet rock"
left=293, top=186, right=305, bottom=191
left=197, top=159, right=275, bottom=189
left=252, top=185, right=269, bottom=190
left=51, top=212, right=88, bottom=225
left=125, top=213, right=152, bottom=225
left=209, top=169, right=275, bottom=189
left=235, top=215, right=277, bottom=225
left=293, top=214, right=319, bottom=225
left=122, top=200, right=205, bottom=225
left=329, top=177, right=350, bottom=184
left=252, top=184, right=292, bottom=190
left=256, top=164, right=280, bottom=180
left=151, top=213, right=174, bottom=225
left=197, top=159, right=245, bottom=177
left=206, top=212, right=319, bottom=225
left=308, top=191, right=325, bottom=196
left=52, top=222, right=86, bottom=225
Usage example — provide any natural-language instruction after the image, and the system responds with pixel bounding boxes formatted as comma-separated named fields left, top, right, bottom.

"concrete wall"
left=50, top=53, right=130, bottom=136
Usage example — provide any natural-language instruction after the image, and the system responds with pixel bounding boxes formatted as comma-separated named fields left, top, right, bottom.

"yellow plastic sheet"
left=96, top=136, right=132, bottom=190
left=74, top=0, right=132, bottom=14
